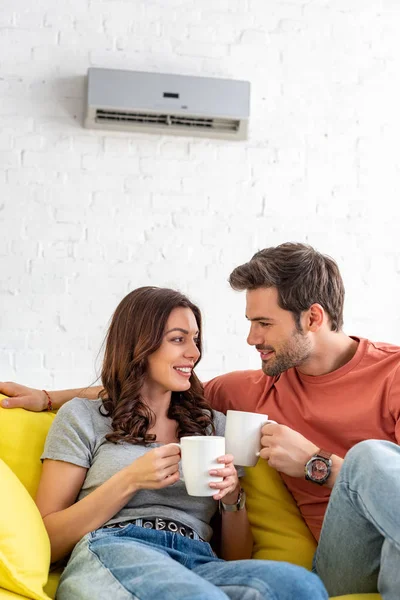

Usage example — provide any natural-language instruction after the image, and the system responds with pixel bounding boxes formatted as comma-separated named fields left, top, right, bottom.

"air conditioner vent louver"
left=96, top=110, right=168, bottom=125
left=95, top=109, right=240, bottom=133
left=85, top=68, right=250, bottom=140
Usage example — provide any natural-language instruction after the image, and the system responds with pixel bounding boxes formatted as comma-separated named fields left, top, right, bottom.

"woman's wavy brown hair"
left=99, top=286, right=215, bottom=444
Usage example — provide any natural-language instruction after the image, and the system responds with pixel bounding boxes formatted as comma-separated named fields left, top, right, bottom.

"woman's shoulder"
left=48, top=398, right=110, bottom=449
left=58, top=397, right=102, bottom=417
left=55, top=397, right=106, bottom=431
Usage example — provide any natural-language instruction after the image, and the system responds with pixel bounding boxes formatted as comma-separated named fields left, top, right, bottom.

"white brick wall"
left=1, top=0, right=400, bottom=389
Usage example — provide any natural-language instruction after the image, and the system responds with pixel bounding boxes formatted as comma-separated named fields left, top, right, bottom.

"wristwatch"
left=219, top=488, right=246, bottom=512
left=305, top=449, right=332, bottom=485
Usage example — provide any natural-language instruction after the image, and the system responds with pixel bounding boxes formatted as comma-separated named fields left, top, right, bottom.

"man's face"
left=246, top=287, right=311, bottom=376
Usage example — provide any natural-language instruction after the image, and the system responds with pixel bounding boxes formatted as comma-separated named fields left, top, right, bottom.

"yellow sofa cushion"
left=0, top=589, right=32, bottom=599
left=242, top=457, right=317, bottom=569
left=0, top=459, right=51, bottom=600
left=0, top=401, right=55, bottom=499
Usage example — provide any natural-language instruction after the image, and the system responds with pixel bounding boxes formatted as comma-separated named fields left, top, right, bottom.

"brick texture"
left=1, top=0, right=400, bottom=387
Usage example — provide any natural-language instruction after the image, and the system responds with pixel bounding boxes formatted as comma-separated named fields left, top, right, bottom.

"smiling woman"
left=98, top=288, right=212, bottom=445
left=31, top=286, right=328, bottom=600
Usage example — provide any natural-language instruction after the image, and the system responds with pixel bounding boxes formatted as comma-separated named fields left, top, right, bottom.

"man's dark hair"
left=229, top=242, right=345, bottom=331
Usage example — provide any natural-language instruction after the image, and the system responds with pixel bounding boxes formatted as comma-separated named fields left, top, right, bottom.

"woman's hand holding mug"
left=127, top=444, right=181, bottom=491
left=209, top=453, right=240, bottom=502
left=171, top=436, right=226, bottom=496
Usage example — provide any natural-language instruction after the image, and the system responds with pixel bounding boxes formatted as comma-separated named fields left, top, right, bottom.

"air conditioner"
left=84, top=68, right=250, bottom=140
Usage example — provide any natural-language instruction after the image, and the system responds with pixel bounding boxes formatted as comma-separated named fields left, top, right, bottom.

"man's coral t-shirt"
left=204, top=337, right=400, bottom=540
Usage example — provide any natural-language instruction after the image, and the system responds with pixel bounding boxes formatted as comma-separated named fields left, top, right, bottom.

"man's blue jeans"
left=56, top=523, right=328, bottom=600
left=314, top=439, right=400, bottom=599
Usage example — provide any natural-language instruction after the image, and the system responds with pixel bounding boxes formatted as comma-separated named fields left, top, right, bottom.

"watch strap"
left=318, top=449, right=332, bottom=461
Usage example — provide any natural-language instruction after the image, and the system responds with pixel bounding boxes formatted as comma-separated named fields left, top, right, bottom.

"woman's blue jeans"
left=56, top=524, right=328, bottom=600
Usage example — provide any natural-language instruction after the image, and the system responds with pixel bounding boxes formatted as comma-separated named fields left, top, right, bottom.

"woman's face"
left=146, top=307, right=201, bottom=392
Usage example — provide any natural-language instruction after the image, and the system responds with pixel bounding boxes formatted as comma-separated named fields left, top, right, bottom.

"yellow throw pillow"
left=242, top=457, right=317, bottom=569
left=0, top=399, right=55, bottom=499
left=0, top=459, right=51, bottom=600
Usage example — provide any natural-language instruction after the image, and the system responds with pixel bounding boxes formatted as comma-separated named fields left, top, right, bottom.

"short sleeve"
left=41, top=398, right=96, bottom=468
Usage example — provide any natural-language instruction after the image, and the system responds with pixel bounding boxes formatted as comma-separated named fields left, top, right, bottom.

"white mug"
left=225, top=410, right=274, bottom=467
left=172, top=436, right=226, bottom=497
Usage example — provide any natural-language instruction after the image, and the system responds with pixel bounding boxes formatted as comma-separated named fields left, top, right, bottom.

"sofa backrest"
left=0, top=397, right=56, bottom=499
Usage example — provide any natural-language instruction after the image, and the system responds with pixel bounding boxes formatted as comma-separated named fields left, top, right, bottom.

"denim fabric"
left=56, top=524, right=328, bottom=600
left=315, top=439, right=400, bottom=599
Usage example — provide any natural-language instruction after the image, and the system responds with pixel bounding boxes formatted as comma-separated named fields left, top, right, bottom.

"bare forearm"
left=43, top=468, right=136, bottom=562
left=220, top=510, right=253, bottom=560
left=49, top=386, right=103, bottom=410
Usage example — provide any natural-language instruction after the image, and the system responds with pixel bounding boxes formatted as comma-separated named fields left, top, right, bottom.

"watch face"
left=309, top=459, right=328, bottom=482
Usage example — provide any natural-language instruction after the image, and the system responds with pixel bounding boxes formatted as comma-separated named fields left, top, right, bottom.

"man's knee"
left=342, top=439, right=399, bottom=478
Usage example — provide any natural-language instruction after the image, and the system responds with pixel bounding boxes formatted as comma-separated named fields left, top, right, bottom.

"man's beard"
left=260, top=330, right=312, bottom=377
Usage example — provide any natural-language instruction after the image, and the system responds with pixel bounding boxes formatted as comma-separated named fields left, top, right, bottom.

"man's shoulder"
left=362, top=338, right=400, bottom=372
left=366, top=339, right=400, bottom=356
left=354, top=338, right=400, bottom=389
left=204, top=369, right=273, bottom=413
left=204, top=369, right=267, bottom=391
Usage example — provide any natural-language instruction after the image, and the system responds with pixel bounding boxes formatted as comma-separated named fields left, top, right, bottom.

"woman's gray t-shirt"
left=41, top=398, right=237, bottom=542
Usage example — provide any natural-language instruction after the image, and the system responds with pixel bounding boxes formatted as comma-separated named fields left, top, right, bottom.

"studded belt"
left=104, top=517, right=204, bottom=541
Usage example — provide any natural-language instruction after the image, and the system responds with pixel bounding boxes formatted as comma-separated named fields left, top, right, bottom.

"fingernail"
left=209, top=470, right=217, bottom=475
left=255, top=451, right=260, bottom=457
left=1, top=400, right=9, bottom=407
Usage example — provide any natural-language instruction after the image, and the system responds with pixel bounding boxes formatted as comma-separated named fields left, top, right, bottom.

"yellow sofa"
left=0, top=395, right=381, bottom=600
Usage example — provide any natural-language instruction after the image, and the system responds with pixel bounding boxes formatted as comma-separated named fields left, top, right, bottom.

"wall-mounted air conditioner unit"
left=84, top=68, right=250, bottom=140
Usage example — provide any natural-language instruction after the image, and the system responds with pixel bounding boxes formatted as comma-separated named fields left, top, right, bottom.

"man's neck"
left=296, top=332, right=359, bottom=377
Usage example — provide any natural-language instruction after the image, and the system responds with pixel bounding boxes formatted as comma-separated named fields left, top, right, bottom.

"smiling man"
left=2, top=242, right=400, bottom=599
left=205, top=243, right=400, bottom=600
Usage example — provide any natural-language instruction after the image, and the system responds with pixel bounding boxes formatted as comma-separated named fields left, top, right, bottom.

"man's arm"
left=0, top=382, right=102, bottom=411
left=259, top=422, right=344, bottom=488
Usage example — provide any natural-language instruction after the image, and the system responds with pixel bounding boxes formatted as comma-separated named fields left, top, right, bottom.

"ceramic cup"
left=172, top=435, right=226, bottom=496
left=225, top=410, right=275, bottom=467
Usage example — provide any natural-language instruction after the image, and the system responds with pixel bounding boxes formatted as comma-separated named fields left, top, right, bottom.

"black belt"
left=104, top=517, right=204, bottom=541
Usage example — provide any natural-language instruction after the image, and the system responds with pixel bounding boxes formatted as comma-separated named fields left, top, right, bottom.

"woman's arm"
left=209, top=455, right=253, bottom=561
left=220, top=493, right=253, bottom=561
left=36, top=460, right=138, bottom=562
left=36, top=444, right=181, bottom=562
left=0, top=381, right=102, bottom=411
